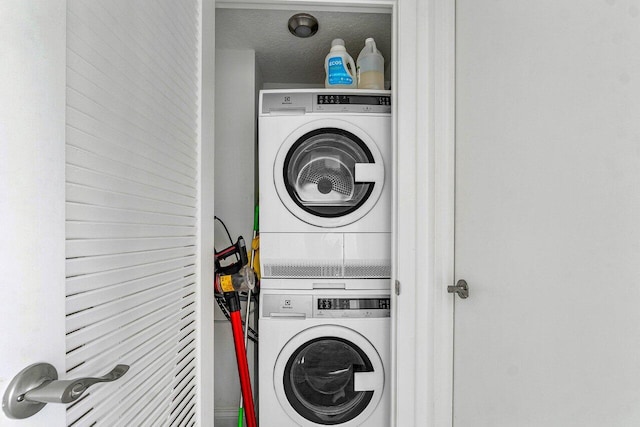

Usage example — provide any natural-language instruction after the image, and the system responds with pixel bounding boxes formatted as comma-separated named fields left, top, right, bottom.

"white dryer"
left=259, top=289, right=390, bottom=427
left=259, top=89, right=392, bottom=287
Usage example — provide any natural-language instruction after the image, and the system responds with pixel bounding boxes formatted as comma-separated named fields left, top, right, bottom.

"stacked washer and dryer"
left=258, top=89, right=392, bottom=426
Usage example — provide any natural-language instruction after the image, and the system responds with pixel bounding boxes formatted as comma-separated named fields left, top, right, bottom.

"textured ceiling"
left=215, top=8, right=392, bottom=85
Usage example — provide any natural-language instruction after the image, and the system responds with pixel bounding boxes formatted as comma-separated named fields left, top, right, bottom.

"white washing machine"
left=259, top=89, right=391, bottom=287
left=259, top=289, right=390, bottom=427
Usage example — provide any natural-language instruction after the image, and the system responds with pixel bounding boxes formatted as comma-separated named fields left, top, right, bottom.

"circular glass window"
left=283, top=337, right=374, bottom=425
left=283, top=128, right=375, bottom=218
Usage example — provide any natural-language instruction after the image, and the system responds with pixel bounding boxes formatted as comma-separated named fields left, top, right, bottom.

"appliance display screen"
left=317, top=298, right=391, bottom=310
left=317, top=95, right=391, bottom=106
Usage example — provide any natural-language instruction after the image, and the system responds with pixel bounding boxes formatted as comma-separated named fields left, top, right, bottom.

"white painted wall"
left=0, top=2, right=66, bottom=424
left=453, top=1, right=640, bottom=425
left=215, top=49, right=258, bottom=247
left=213, top=48, right=259, bottom=426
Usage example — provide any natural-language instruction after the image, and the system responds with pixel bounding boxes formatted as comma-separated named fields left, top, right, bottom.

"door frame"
left=394, top=0, right=455, bottom=425
left=208, top=0, right=456, bottom=425
left=199, top=1, right=216, bottom=425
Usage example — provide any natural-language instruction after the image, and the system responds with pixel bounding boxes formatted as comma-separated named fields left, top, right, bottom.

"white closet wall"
left=214, top=49, right=258, bottom=246
left=213, top=48, right=259, bottom=427
left=65, top=1, right=200, bottom=425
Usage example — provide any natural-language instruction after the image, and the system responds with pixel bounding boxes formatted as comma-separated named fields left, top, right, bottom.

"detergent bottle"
left=324, top=39, right=357, bottom=88
left=356, top=38, right=385, bottom=90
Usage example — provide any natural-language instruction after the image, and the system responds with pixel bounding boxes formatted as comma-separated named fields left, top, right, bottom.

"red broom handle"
left=230, top=310, right=257, bottom=427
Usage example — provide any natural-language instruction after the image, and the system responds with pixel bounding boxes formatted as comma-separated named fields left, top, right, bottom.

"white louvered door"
left=65, top=1, right=201, bottom=425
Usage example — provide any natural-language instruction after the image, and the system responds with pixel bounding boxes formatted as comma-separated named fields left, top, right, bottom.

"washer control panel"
left=262, top=293, right=390, bottom=319
left=315, top=297, right=390, bottom=318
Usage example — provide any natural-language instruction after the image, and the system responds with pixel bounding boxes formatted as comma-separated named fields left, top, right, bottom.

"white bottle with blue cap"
left=324, top=39, right=357, bottom=88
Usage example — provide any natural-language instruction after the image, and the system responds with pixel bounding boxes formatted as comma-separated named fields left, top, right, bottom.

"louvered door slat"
left=68, top=304, right=184, bottom=373
left=67, top=49, right=196, bottom=142
left=67, top=285, right=186, bottom=349
left=173, top=365, right=196, bottom=401
left=67, top=267, right=193, bottom=314
left=67, top=203, right=196, bottom=228
left=66, top=66, right=196, bottom=158
left=178, top=314, right=197, bottom=341
left=67, top=222, right=195, bottom=240
left=65, top=165, right=196, bottom=204
left=67, top=279, right=189, bottom=334
left=105, top=2, right=198, bottom=99
left=66, top=266, right=193, bottom=313
left=122, top=374, right=173, bottom=426
left=149, top=0, right=199, bottom=54
left=68, top=314, right=182, bottom=423
left=66, top=147, right=197, bottom=198
left=66, top=0, right=199, bottom=425
left=123, top=0, right=199, bottom=79
left=67, top=237, right=196, bottom=258
left=67, top=184, right=196, bottom=217
left=73, top=352, right=175, bottom=426
left=69, top=296, right=185, bottom=363
left=67, top=116, right=196, bottom=184
left=175, top=350, right=196, bottom=381
left=67, top=90, right=196, bottom=169
left=67, top=247, right=194, bottom=276
left=67, top=8, right=197, bottom=123
left=170, top=381, right=196, bottom=425
left=67, top=257, right=195, bottom=295
left=67, top=66, right=196, bottom=152
left=96, top=1, right=198, bottom=105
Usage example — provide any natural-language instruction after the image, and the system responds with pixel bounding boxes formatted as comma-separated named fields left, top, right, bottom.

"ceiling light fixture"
left=288, top=13, right=319, bottom=38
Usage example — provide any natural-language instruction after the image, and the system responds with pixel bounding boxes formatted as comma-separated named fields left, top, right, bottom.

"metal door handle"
left=447, top=279, right=469, bottom=299
left=3, top=363, right=129, bottom=419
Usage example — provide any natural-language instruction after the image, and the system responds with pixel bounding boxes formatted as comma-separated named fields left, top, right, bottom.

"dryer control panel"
left=315, top=94, right=391, bottom=113
left=262, top=293, right=390, bottom=319
left=261, top=90, right=391, bottom=114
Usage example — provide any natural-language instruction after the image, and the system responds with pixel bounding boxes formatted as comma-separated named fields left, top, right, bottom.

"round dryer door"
left=274, top=325, right=385, bottom=426
left=274, top=121, right=385, bottom=228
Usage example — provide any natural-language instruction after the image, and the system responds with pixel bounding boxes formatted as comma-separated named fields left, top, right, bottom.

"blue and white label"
left=327, top=56, right=354, bottom=85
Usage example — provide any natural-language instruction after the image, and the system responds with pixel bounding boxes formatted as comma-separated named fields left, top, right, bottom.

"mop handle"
left=238, top=288, right=252, bottom=426
left=239, top=205, right=259, bottom=427
left=230, top=309, right=257, bottom=427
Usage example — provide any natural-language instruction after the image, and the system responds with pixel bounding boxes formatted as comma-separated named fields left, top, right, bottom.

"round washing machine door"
left=274, top=325, right=385, bottom=426
left=274, top=119, right=385, bottom=228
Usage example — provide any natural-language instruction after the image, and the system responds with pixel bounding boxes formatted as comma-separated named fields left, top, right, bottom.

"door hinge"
left=447, top=279, right=469, bottom=299
left=395, top=280, right=400, bottom=295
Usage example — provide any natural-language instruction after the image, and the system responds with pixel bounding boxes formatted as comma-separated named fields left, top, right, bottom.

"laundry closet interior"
left=212, top=2, right=394, bottom=426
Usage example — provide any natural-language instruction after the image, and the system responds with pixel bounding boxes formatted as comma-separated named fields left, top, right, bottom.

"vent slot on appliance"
left=263, top=261, right=391, bottom=279
left=263, top=263, right=344, bottom=278
left=344, top=263, right=391, bottom=278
